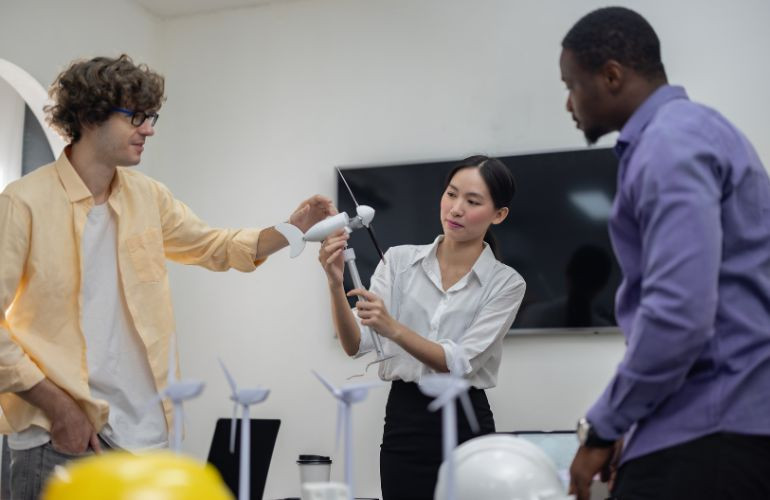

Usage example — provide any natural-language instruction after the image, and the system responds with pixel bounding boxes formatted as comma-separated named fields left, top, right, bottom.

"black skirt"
left=379, top=380, right=495, bottom=500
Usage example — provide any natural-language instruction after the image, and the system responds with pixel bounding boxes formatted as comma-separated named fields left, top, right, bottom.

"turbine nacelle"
left=230, top=388, right=270, bottom=406
left=275, top=205, right=376, bottom=258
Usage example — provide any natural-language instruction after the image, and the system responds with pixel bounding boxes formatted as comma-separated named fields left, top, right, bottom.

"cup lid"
left=297, top=454, right=332, bottom=464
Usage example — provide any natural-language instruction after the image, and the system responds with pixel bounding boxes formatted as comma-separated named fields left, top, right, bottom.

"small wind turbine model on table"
left=312, top=370, right=384, bottom=500
left=148, top=331, right=205, bottom=453
left=219, top=358, right=270, bottom=500
left=419, top=373, right=480, bottom=500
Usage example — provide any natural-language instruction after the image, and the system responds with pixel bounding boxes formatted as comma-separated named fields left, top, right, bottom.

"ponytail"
left=483, top=229, right=500, bottom=260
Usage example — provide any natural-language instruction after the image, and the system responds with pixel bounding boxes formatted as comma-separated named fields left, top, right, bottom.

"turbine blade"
left=459, top=392, right=480, bottom=433
left=312, top=370, right=339, bottom=397
left=346, top=380, right=385, bottom=391
left=427, top=390, right=455, bottom=413
left=366, top=225, right=386, bottom=263
left=218, top=357, right=238, bottom=395
left=336, top=167, right=359, bottom=206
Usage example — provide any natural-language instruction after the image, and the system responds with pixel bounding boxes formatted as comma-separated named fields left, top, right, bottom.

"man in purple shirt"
left=559, top=7, right=770, bottom=500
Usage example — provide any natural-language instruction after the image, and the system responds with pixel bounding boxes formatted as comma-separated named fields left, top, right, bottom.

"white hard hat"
left=434, top=434, right=574, bottom=500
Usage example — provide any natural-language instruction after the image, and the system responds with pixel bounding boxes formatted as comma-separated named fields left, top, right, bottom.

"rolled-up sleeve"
left=587, top=135, right=722, bottom=440
left=0, top=194, right=45, bottom=392
left=439, top=276, right=526, bottom=377
left=153, top=180, right=266, bottom=272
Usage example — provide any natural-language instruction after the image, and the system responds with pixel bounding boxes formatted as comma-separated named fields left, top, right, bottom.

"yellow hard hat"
left=42, top=450, right=234, bottom=500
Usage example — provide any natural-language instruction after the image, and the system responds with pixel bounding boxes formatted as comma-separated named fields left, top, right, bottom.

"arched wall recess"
left=0, top=59, right=66, bottom=188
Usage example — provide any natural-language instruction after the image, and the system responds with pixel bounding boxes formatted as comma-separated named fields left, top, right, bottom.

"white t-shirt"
left=9, top=203, right=167, bottom=450
left=355, top=236, right=526, bottom=388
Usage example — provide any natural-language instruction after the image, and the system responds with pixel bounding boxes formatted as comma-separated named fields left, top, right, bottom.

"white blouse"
left=354, top=236, right=526, bottom=389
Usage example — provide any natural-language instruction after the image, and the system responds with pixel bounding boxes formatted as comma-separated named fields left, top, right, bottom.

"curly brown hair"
left=45, top=54, right=165, bottom=143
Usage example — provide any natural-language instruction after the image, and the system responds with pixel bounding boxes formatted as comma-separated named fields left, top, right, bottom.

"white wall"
left=152, top=1, right=770, bottom=498
left=0, top=77, right=24, bottom=190
left=2, top=0, right=770, bottom=498
left=0, top=0, right=161, bottom=92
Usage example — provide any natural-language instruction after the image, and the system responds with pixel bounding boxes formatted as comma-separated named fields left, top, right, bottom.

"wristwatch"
left=576, top=417, right=615, bottom=448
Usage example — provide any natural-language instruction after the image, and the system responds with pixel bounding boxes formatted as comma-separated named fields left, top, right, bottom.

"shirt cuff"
left=353, top=309, right=374, bottom=358
left=0, top=353, right=46, bottom=393
left=438, top=340, right=471, bottom=377
left=586, top=391, right=628, bottom=442
left=233, top=228, right=267, bottom=270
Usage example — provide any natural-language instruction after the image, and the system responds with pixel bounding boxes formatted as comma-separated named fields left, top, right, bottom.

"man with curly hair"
left=560, top=7, right=770, bottom=500
left=0, top=54, right=334, bottom=499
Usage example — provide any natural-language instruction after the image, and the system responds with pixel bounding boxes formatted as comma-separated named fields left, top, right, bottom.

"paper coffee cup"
left=297, top=454, right=332, bottom=484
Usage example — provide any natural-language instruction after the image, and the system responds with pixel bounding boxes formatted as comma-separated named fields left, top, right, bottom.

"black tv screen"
left=337, top=148, right=621, bottom=334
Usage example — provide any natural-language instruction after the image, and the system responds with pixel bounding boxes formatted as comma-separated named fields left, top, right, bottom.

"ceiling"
left=131, top=0, right=301, bottom=20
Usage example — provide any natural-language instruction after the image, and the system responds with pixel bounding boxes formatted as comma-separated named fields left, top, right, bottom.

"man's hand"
left=18, top=378, right=101, bottom=455
left=289, top=195, right=336, bottom=233
left=569, top=443, right=617, bottom=500
left=49, top=398, right=101, bottom=455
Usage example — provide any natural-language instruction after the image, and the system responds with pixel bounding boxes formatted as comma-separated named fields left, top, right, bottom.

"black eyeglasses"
left=112, top=107, right=159, bottom=127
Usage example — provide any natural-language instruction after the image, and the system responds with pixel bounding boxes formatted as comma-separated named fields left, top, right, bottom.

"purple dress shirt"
left=586, top=85, right=770, bottom=464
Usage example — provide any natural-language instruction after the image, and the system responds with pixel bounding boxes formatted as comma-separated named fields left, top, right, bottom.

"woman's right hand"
left=319, top=230, right=349, bottom=287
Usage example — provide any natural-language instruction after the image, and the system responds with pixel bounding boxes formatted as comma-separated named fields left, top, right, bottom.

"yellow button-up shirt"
left=0, top=152, right=264, bottom=434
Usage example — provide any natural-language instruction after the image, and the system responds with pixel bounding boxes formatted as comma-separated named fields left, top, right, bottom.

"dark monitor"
left=336, top=148, right=621, bottom=334
left=207, top=418, right=281, bottom=500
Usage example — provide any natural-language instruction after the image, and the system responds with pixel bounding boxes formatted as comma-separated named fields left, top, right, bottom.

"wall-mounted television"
left=337, top=147, right=621, bottom=335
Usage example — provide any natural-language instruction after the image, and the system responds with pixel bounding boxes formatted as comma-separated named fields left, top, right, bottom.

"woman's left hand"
left=348, top=288, right=400, bottom=339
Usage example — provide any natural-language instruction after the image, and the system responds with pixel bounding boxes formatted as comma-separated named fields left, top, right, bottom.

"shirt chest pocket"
left=126, top=228, right=166, bottom=283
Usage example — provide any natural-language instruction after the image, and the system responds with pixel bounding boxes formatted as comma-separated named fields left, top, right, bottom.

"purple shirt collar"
left=614, top=85, right=689, bottom=158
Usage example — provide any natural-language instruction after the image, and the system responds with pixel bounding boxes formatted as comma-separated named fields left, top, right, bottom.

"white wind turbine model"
left=312, top=370, right=384, bottom=500
left=149, top=331, right=205, bottom=453
left=219, top=358, right=271, bottom=500
left=275, top=169, right=394, bottom=372
left=419, top=373, right=480, bottom=500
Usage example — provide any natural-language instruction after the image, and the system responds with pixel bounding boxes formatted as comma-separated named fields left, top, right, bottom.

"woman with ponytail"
left=318, top=155, right=526, bottom=499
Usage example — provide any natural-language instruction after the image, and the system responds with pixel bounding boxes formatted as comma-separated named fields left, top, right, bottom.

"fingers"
left=307, top=194, right=333, bottom=207
left=347, top=288, right=379, bottom=302
left=323, top=231, right=349, bottom=245
left=318, top=232, right=348, bottom=257
left=319, top=238, right=348, bottom=266
left=325, top=248, right=344, bottom=266
left=90, top=432, right=102, bottom=454
left=322, top=237, right=348, bottom=254
left=600, top=461, right=612, bottom=482
left=304, top=195, right=336, bottom=215
left=568, top=480, right=591, bottom=500
left=289, top=204, right=310, bottom=226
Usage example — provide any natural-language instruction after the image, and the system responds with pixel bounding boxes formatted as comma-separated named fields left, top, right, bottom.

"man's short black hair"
left=562, top=6, right=666, bottom=80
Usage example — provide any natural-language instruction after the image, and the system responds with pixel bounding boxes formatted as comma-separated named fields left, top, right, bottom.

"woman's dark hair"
left=443, top=155, right=516, bottom=259
left=45, top=54, right=165, bottom=143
